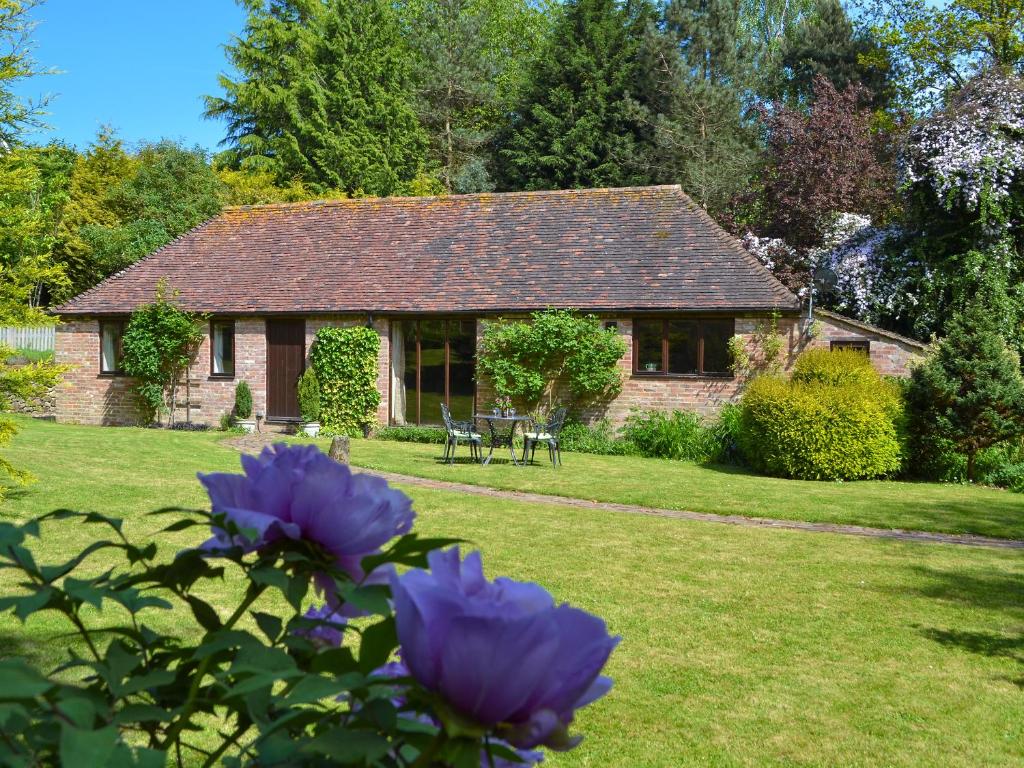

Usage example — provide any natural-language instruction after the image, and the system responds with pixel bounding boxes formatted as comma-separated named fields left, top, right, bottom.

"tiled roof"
left=55, top=185, right=799, bottom=315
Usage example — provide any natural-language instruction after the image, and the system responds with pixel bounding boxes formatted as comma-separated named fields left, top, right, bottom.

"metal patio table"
left=474, top=413, right=532, bottom=466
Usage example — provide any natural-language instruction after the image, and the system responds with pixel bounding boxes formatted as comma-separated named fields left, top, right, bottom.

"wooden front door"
left=266, top=319, right=305, bottom=419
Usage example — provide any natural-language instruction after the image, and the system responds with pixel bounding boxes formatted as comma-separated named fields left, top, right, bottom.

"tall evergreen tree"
left=774, top=0, right=892, bottom=108
left=405, top=0, right=500, bottom=193
left=496, top=0, right=652, bottom=190
left=206, top=0, right=428, bottom=196
left=906, top=302, right=1024, bottom=481
left=633, top=0, right=759, bottom=213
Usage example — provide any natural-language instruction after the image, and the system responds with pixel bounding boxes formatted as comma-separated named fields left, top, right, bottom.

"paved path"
left=225, top=435, right=1024, bottom=550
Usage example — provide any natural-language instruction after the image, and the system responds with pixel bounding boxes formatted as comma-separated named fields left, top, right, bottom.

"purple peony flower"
left=294, top=604, right=347, bottom=648
left=391, top=548, right=619, bottom=751
left=197, top=444, right=415, bottom=584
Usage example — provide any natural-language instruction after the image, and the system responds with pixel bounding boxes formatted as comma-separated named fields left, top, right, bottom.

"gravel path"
left=224, top=434, right=1024, bottom=550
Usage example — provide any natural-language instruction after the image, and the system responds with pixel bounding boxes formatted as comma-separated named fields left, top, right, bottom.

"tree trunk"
left=329, top=436, right=350, bottom=465
left=966, top=449, right=977, bottom=482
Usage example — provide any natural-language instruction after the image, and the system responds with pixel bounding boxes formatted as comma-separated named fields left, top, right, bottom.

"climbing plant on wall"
left=309, top=326, right=381, bottom=435
left=477, top=309, right=626, bottom=412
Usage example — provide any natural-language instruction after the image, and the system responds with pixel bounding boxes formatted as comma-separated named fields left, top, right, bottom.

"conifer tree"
left=634, top=0, right=759, bottom=213
left=206, top=0, right=428, bottom=196
left=774, top=0, right=891, bottom=107
left=906, top=302, right=1024, bottom=481
left=496, top=0, right=651, bottom=190
left=405, top=0, right=499, bottom=193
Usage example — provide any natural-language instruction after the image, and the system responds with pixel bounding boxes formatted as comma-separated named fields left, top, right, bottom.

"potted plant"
left=494, top=395, right=512, bottom=417
left=297, top=368, right=321, bottom=437
left=234, top=380, right=256, bottom=433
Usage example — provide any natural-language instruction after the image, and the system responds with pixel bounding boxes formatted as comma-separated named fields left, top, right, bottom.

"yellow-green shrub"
left=792, top=347, right=878, bottom=387
left=739, top=357, right=903, bottom=480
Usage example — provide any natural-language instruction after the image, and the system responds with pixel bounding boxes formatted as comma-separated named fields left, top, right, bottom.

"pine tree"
left=633, top=0, right=759, bottom=213
left=496, top=0, right=651, bottom=190
left=906, top=302, right=1024, bottom=481
left=206, top=0, right=428, bottom=196
left=774, top=0, right=891, bottom=107
left=405, top=0, right=499, bottom=193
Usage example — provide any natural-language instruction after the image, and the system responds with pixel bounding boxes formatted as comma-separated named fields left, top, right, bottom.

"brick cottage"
left=52, top=186, right=925, bottom=428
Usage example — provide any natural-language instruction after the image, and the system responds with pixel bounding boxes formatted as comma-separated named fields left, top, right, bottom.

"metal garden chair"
left=523, top=407, right=568, bottom=466
left=440, top=403, right=483, bottom=464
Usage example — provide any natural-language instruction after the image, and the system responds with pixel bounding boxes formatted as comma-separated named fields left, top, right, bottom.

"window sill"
left=98, top=371, right=128, bottom=378
left=631, top=371, right=734, bottom=381
left=208, top=374, right=236, bottom=381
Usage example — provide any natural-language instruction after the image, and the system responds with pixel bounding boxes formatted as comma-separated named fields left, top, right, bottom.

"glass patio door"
left=391, top=319, right=476, bottom=425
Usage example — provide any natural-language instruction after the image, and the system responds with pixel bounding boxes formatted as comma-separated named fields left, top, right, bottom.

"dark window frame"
left=209, top=318, right=236, bottom=379
left=830, top=339, right=870, bottom=354
left=98, top=318, right=127, bottom=376
left=631, top=317, right=735, bottom=378
left=396, top=318, right=477, bottom=426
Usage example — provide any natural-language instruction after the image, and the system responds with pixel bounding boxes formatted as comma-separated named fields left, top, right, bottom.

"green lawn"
left=1, top=418, right=1023, bottom=766
left=340, top=438, right=1024, bottom=541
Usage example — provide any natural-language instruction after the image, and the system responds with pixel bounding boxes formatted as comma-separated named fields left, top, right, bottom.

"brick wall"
left=798, top=313, right=923, bottom=377
left=55, top=319, right=142, bottom=425
left=55, top=314, right=389, bottom=428
left=474, top=312, right=924, bottom=427
left=56, top=311, right=922, bottom=428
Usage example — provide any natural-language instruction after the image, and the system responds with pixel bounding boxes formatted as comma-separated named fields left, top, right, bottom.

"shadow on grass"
left=908, top=566, right=1024, bottom=687
left=908, top=566, right=1024, bottom=613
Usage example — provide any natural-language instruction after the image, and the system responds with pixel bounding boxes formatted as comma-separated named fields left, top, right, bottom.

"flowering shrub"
left=0, top=444, right=617, bottom=766
left=900, top=70, right=1024, bottom=214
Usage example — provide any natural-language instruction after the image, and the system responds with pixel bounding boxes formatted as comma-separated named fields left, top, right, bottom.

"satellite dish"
left=812, top=266, right=838, bottom=292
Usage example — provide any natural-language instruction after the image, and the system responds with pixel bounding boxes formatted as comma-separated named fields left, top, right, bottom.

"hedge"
left=309, top=326, right=380, bottom=435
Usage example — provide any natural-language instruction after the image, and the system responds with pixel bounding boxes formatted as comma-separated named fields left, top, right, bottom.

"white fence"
left=0, top=326, right=55, bottom=351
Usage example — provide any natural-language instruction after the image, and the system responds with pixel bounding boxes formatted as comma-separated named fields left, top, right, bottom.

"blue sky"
left=13, top=0, right=246, bottom=152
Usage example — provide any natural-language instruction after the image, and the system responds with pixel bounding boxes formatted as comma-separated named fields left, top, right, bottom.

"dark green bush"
left=739, top=374, right=902, bottom=480
left=375, top=425, right=447, bottom=444
left=297, top=367, right=321, bottom=423
left=234, top=380, right=253, bottom=419
left=621, top=409, right=719, bottom=462
left=708, top=403, right=745, bottom=465
left=559, top=420, right=636, bottom=456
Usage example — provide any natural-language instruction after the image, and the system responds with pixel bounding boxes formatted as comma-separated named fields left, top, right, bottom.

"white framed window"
left=211, top=319, right=235, bottom=377
left=100, top=319, right=125, bottom=374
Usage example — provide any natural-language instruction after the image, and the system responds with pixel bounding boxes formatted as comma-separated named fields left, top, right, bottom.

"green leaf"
left=360, top=535, right=462, bottom=575
left=159, top=518, right=203, bottom=533
left=358, top=617, right=397, bottom=674
left=59, top=725, right=119, bottom=767
left=64, top=577, right=107, bottom=609
left=0, top=659, right=53, bottom=699
left=113, top=704, right=172, bottom=725
left=301, top=729, right=391, bottom=763
left=0, top=587, right=55, bottom=621
left=252, top=611, right=282, bottom=644
left=310, top=647, right=357, bottom=675
left=185, top=595, right=222, bottom=632
left=117, top=668, right=177, bottom=696
left=285, top=674, right=358, bottom=705
left=344, top=584, right=391, bottom=616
